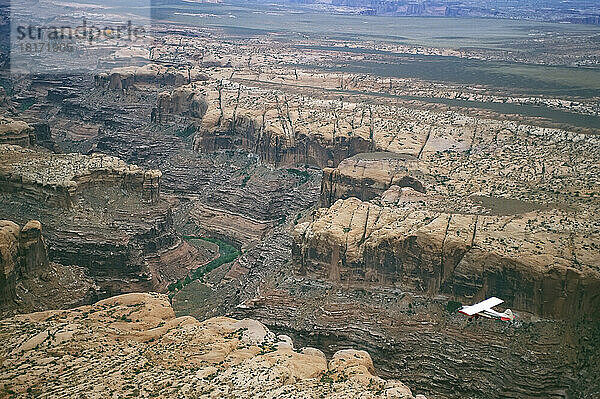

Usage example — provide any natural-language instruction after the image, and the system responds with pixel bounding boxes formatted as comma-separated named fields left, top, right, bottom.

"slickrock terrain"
left=0, top=293, right=422, bottom=398
left=95, top=64, right=208, bottom=91
left=1, top=9, right=600, bottom=398
left=193, top=80, right=374, bottom=168
left=192, top=69, right=600, bottom=172
left=3, top=58, right=598, bottom=397
left=230, top=279, right=600, bottom=399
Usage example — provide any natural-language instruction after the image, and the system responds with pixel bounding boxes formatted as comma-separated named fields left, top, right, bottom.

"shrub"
left=446, top=300, right=462, bottom=313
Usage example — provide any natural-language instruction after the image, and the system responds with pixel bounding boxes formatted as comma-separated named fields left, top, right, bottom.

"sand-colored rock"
left=0, top=220, right=96, bottom=317
left=0, top=146, right=198, bottom=297
left=0, top=117, right=34, bottom=147
left=156, top=84, right=209, bottom=123
left=321, top=152, right=428, bottom=207
left=0, top=144, right=161, bottom=206
left=95, top=63, right=208, bottom=90
left=293, top=197, right=600, bottom=319
left=0, top=293, right=422, bottom=398
left=0, top=220, right=48, bottom=306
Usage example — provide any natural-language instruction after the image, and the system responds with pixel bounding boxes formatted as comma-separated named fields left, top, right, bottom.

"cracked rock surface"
left=0, top=293, right=421, bottom=399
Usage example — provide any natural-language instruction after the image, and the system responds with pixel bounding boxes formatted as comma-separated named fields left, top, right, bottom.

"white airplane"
left=458, top=297, right=515, bottom=321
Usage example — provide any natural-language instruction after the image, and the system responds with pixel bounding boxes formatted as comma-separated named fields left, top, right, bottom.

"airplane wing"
left=459, top=297, right=504, bottom=316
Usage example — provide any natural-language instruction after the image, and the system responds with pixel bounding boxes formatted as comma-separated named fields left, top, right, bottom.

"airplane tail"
left=502, top=309, right=515, bottom=321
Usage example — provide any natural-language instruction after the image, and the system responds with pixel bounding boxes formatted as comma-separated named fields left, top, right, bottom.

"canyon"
left=0, top=2, right=599, bottom=398
left=0, top=143, right=198, bottom=298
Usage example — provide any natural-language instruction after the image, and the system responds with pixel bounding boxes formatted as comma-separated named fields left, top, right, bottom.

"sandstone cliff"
left=192, top=80, right=373, bottom=168
left=0, top=117, right=35, bottom=147
left=293, top=197, right=600, bottom=320
left=0, top=220, right=48, bottom=306
left=0, top=293, right=422, bottom=398
left=0, top=145, right=197, bottom=296
left=191, top=75, right=600, bottom=174
left=156, top=85, right=209, bottom=123
left=95, top=64, right=208, bottom=90
left=0, top=144, right=161, bottom=207
left=0, top=219, right=97, bottom=317
left=321, top=152, right=427, bottom=207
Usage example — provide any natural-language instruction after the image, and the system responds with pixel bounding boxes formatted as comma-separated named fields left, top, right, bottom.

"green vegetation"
left=19, top=98, right=36, bottom=112
left=168, top=236, right=241, bottom=295
left=320, top=372, right=334, bottom=384
left=189, top=237, right=240, bottom=279
left=446, top=300, right=463, bottom=314
left=241, top=174, right=251, bottom=188
left=286, top=168, right=311, bottom=184
left=174, top=125, right=196, bottom=138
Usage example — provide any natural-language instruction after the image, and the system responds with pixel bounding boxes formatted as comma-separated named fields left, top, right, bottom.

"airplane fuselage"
left=459, top=308, right=514, bottom=321
left=457, top=297, right=515, bottom=322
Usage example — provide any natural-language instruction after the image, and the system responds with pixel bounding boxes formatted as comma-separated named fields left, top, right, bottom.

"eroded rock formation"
left=0, top=220, right=48, bottom=305
left=95, top=64, right=208, bottom=90
left=156, top=85, right=208, bottom=123
left=0, top=144, right=161, bottom=206
left=2, top=29, right=599, bottom=398
left=293, top=197, right=600, bottom=320
left=0, top=117, right=35, bottom=147
left=193, top=81, right=373, bottom=168
left=0, top=145, right=196, bottom=296
left=321, top=152, right=427, bottom=207
left=0, top=219, right=97, bottom=317
left=0, top=293, right=422, bottom=398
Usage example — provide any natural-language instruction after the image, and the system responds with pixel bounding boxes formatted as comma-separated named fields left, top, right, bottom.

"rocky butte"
left=0, top=219, right=95, bottom=318
left=0, top=220, right=49, bottom=306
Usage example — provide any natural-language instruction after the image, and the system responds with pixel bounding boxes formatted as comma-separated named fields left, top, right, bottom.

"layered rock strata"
left=0, top=219, right=97, bottom=317
left=95, top=64, right=208, bottom=90
left=0, top=145, right=196, bottom=296
left=0, top=117, right=35, bottom=147
left=231, top=280, right=598, bottom=399
left=168, top=214, right=599, bottom=399
left=0, top=144, right=161, bottom=206
left=0, top=220, right=48, bottom=306
left=156, top=84, right=209, bottom=124
left=189, top=203, right=274, bottom=249
left=293, top=197, right=600, bottom=320
left=191, top=75, right=600, bottom=172
left=0, top=293, right=422, bottom=399
left=193, top=80, right=374, bottom=168
left=321, top=152, right=428, bottom=207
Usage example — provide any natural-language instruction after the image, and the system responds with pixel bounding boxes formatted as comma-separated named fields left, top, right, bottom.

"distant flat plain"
left=147, top=1, right=600, bottom=128
left=149, top=1, right=600, bottom=48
